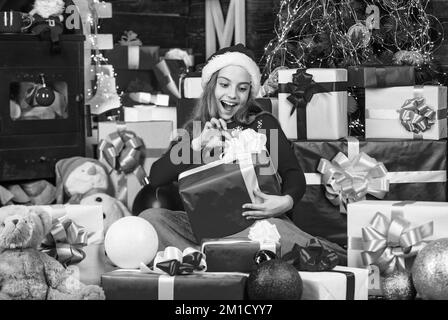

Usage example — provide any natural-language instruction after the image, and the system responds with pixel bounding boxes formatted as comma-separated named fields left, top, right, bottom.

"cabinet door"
left=0, top=67, right=84, bottom=136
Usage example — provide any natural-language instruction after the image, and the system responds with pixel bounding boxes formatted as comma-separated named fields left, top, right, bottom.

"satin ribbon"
left=398, top=97, right=439, bottom=134
left=282, top=238, right=339, bottom=272
left=118, top=30, right=142, bottom=46
left=40, top=216, right=89, bottom=266
left=140, top=246, right=207, bottom=276
left=98, top=125, right=147, bottom=204
left=317, top=149, right=389, bottom=213
left=350, top=207, right=433, bottom=275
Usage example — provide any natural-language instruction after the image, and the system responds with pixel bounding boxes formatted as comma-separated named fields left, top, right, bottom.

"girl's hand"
left=242, top=189, right=294, bottom=220
left=191, top=117, right=232, bottom=151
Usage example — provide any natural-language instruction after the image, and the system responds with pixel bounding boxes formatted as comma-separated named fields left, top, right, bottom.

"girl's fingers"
left=242, top=203, right=265, bottom=210
left=210, top=118, right=222, bottom=129
left=242, top=212, right=266, bottom=220
left=218, top=118, right=228, bottom=131
left=253, top=188, right=269, bottom=199
left=222, top=130, right=232, bottom=141
left=204, top=121, right=212, bottom=130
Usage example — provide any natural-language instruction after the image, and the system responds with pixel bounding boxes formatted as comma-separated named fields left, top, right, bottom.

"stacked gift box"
left=274, top=64, right=448, bottom=297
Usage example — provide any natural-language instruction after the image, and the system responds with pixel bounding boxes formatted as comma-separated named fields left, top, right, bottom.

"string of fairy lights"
left=261, top=0, right=446, bottom=84
left=86, top=0, right=119, bottom=103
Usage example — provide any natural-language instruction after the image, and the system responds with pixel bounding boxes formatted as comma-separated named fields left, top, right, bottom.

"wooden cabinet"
left=0, top=34, right=86, bottom=182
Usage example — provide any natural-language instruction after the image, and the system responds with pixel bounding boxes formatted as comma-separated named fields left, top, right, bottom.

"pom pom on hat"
left=201, top=43, right=261, bottom=97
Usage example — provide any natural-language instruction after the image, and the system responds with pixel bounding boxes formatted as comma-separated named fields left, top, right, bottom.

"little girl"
left=140, top=43, right=347, bottom=263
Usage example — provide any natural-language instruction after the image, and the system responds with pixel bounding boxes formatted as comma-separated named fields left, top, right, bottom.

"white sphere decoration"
left=105, top=216, right=159, bottom=269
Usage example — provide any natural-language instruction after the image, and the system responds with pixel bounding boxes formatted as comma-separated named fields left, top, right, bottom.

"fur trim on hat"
left=201, top=51, right=261, bottom=97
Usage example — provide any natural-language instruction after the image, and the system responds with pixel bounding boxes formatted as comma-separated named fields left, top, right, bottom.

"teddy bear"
left=55, top=157, right=114, bottom=204
left=0, top=205, right=105, bottom=300
left=80, top=192, right=131, bottom=234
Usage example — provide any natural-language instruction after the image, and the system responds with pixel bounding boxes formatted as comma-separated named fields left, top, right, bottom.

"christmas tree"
left=261, top=0, right=446, bottom=85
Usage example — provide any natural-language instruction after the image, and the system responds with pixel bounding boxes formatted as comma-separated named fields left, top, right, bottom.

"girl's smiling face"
left=214, top=65, right=251, bottom=121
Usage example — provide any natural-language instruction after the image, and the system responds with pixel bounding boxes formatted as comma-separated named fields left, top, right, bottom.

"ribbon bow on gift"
left=40, top=216, right=89, bottom=266
left=119, top=30, right=142, bottom=46
left=318, top=152, right=389, bottom=213
left=398, top=97, right=437, bottom=134
left=282, top=238, right=339, bottom=272
left=140, top=247, right=207, bottom=276
left=286, top=69, right=328, bottom=116
left=222, top=128, right=268, bottom=162
left=98, top=129, right=146, bottom=176
left=359, top=212, right=433, bottom=275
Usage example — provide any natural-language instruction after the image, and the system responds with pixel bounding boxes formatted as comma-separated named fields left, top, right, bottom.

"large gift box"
left=300, top=266, right=368, bottom=300
left=37, top=204, right=117, bottom=285
left=97, top=121, right=173, bottom=209
left=278, top=68, right=348, bottom=140
left=365, top=85, right=447, bottom=140
left=347, top=66, right=415, bottom=88
left=101, top=270, right=248, bottom=300
left=201, top=237, right=281, bottom=273
left=292, top=137, right=447, bottom=247
left=178, top=128, right=281, bottom=241
left=347, top=200, right=448, bottom=295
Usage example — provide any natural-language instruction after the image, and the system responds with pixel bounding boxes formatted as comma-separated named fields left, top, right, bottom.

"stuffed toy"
left=29, top=0, right=65, bottom=53
left=80, top=193, right=131, bottom=234
left=55, top=157, right=114, bottom=204
left=0, top=205, right=105, bottom=300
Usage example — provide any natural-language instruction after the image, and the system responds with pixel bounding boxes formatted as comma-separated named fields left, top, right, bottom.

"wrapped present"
left=300, top=266, right=369, bottom=300
left=104, top=31, right=159, bottom=70
left=123, top=106, right=177, bottom=128
left=128, top=92, right=170, bottom=107
left=36, top=204, right=117, bottom=285
left=292, top=137, right=447, bottom=247
left=180, top=72, right=202, bottom=98
left=278, top=68, right=348, bottom=140
left=178, top=129, right=281, bottom=241
left=154, top=59, right=188, bottom=105
left=201, top=226, right=281, bottom=273
left=347, top=66, right=415, bottom=88
left=97, top=121, right=173, bottom=210
left=101, top=270, right=248, bottom=300
left=365, top=85, right=447, bottom=140
left=347, top=200, right=448, bottom=295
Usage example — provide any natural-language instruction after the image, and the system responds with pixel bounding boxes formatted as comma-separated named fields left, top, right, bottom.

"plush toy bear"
left=55, top=157, right=114, bottom=204
left=0, top=205, right=105, bottom=300
left=80, top=192, right=131, bottom=234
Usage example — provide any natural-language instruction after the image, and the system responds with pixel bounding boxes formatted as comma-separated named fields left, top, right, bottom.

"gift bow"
left=98, top=129, right=144, bottom=175
left=318, top=151, right=389, bottom=213
left=140, top=247, right=207, bottom=276
left=119, top=30, right=142, bottom=46
left=222, top=128, right=267, bottom=162
left=286, top=69, right=327, bottom=116
left=398, top=97, right=437, bottom=134
left=248, top=220, right=281, bottom=244
left=282, top=238, right=339, bottom=271
left=360, top=211, right=433, bottom=275
left=40, top=216, right=89, bottom=266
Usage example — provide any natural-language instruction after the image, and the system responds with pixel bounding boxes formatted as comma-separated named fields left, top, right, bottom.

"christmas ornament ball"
left=247, top=260, right=303, bottom=300
left=412, top=238, right=448, bottom=300
left=35, top=87, right=56, bottom=106
left=381, top=271, right=416, bottom=300
left=105, top=216, right=158, bottom=269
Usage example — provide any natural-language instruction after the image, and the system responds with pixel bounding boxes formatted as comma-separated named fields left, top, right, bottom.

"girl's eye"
left=239, top=86, right=249, bottom=92
left=219, top=82, right=229, bottom=88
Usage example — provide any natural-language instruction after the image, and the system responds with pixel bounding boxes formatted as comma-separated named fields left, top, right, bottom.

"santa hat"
left=55, top=156, right=112, bottom=204
left=201, top=43, right=261, bottom=98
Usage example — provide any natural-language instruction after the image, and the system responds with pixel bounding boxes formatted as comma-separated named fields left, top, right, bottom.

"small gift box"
left=123, top=106, right=177, bottom=128
left=36, top=204, right=116, bottom=285
left=201, top=221, right=281, bottom=272
left=365, top=85, right=447, bottom=140
left=104, top=31, right=160, bottom=70
left=178, top=129, right=281, bottom=241
left=101, top=270, right=248, bottom=300
left=180, top=72, right=202, bottom=98
left=347, top=66, right=415, bottom=88
left=97, top=121, right=173, bottom=209
left=300, top=266, right=369, bottom=300
left=292, top=137, right=447, bottom=246
left=278, top=68, right=348, bottom=140
left=347, top=200, right=448, bottom=295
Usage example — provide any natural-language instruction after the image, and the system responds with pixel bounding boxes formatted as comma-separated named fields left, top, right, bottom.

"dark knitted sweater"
left=149, top=111, right=306, bottom=205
